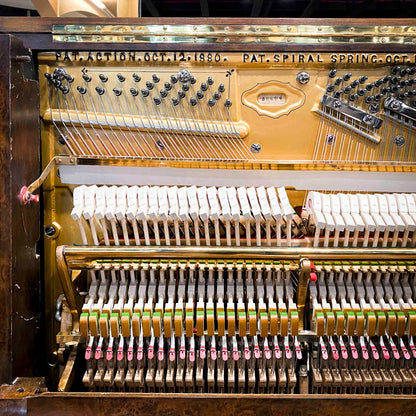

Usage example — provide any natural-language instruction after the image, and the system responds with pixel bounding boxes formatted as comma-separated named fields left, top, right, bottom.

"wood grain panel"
left=25, top=394, right=416, bottom=416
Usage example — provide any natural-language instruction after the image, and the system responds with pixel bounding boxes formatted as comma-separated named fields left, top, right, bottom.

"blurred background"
left=0, top=0, right=416, bottom=18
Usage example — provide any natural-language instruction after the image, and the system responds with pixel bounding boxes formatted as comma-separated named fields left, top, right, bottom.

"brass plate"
left=52, top=24, right=416, bottom=44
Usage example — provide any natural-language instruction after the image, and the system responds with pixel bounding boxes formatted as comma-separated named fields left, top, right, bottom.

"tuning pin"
left=132, top=73, right=141, bottom=82
left=343, top=72, right=352, bottom=82
left=77, top=86, right=86, bottom=94
left=218, top=84, right=225, bottom=93
left=172, top=97, right=179, bottom=106
left=82, top=74, right=92, bottom=82
left=213, top=91, right=221, bottom=100
left=190, top=97, right=197, bottom=106
left=146, top=81, right=154, bottom=90
left=334, top=90, right=342, bottom=98
left=349, top=93, right=358, bottom=102
left=96, top=74, right=107, bottom=83
left=95, top=86, right=105, bottom=95
left=160, top=89, right=168, bottom=98
left=359, top=75, right=368, bottom=84
left=170, top=75, right=178, bottom=84
left=391, top=76, right=401, bottom=85
left=381, top=86, right=391, bottom=95
left=392, top=66, right=401, bottom=75
left=383, top=75, right=391, bottom=83
left=208, top=99, right=215, bottom=107
left=350, top=79, right=359, bottom=88
left=200, top=83, right=208, bottom=92
left=164, top=82, right=172, bottom=91
left=365, top=95, right=374, bottom=104
left=334, top=77, right=343, bottom=86
left=141, top=89, right=150, bottom=97
left=391, top=85, right=399, bottom=93
left=117, top=73, right=125, bottom=82
left=406, top=79, right=414, bottom=87
left=398, top=92, right=408, bottom=100
left=326, top=84, right=335, bottom=93
left=130, top=88, right=139, bottom=96
left=190, top=75, right=196, bottom=85
left=153, top=96, right=162, bottom=105
left=182, top=83, right=189, bottom=92
left=357, top=88, right=365, bottom=96
left=54, top=67, right=67, bottom=78
left=365, top=83, right=374, bottom=91
left=59, top=85, right=69, bottom=94
left=374, top=93, right=383, bottom=101
left=400, top=67, right=410, bottom=77
left=67, top=75, right=74, bottom=83
left=52, top=79, right=62, bottom=88
left=178, top=90, right=186, bottom=99
left=44, top=73, right=53, bottom=80
left=328, top=69, right=337, bottom=78
left=196, top=90, right=204, bottom=100
left=374, top=79, right=383, bottom=87
left=343, top=85, right=352, bottom=94
left=113, top=88, right=122, bottom=96
left=152, top=74, right=160, bottom=84
left=224, top=98, right=232, bottom=107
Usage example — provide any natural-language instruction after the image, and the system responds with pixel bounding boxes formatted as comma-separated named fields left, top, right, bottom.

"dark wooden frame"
left=0, top=34, right=41, bottom=387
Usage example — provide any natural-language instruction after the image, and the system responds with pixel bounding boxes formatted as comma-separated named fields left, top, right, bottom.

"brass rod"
left=297, top=258, right=311, bottom=331
left=56, top=245, right=81, bottom=330
left=62, top=245, right=416, bottom=268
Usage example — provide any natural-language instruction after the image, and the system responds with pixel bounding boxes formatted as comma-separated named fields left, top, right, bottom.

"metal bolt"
left=296, top=71, right=310, bottom=85
left=389, top=99, right=402, bottom=111
left=250, top=143, right=261, bottom=154
left=363, top=114, right=374, bottom=125
left=177, top=69, right=191, bottom=83
left=44, top=225, right=56, bottom=237
left=156, top=140, right=165, bottom=150
left=57, top=135, right=68, bottom=145
left=393, top=135, right=405, bottom=147
left=326, top=134, right=335, bottom=145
